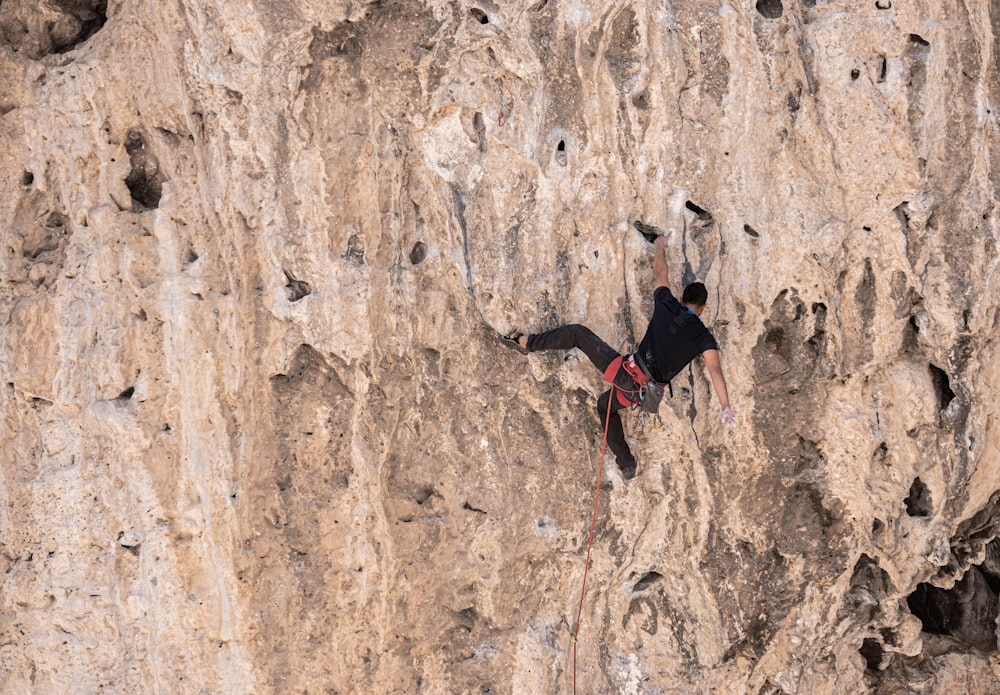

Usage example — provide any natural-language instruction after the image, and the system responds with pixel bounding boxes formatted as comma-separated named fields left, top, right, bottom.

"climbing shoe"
left=619, top=460, right=636, bottom=481
left=500, top=331, right=529, bottom=355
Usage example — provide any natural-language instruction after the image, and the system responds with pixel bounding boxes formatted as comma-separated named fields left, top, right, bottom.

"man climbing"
left=502, top=232, right=736, bottom=480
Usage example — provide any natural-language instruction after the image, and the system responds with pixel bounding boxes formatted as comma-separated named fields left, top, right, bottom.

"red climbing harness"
left=602, top=354, right=651, bottom=408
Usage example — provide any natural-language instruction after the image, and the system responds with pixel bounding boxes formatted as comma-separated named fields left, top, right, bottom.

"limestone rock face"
left=1, top=0, right=999, bottom=693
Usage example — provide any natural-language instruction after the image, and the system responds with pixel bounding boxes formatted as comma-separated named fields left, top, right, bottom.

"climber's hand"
left=654, top=231, right=673, bottom=252
left=721, top=406, right=737, bottom=426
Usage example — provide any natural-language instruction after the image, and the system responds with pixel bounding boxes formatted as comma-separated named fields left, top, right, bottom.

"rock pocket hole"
left=851, top=68, right=860, bottom=81
left=555, top=140, right=567, bottom=166
left=755, top=0, right=783, bottom=19
left=685, top=200, right=713, bottom=223
left=124, top=130, right=163, bottom=210
left=928, top=363, right=954, bottom=412
left=877, top=55, right=887, bottom=83
left=633, top=220, right=664, bottom=243
left=904, top=477, right=932, bottom=517
left=859, top=638, right=883, bottom=670
left=283, top=270, right=312, bottom=302
left=909, top=34, right=930, bottom=48
left=117, top=532, right=141, bottom=556
left=894, top=201, right=911, bottom=230
left=55, top=0, right=108, bottom=54
left=409, top=241, right=427, bottom=265
left=7, top=0, right=108, bottom=57
left=907, top=549, right=1000, bottom=653
left=115, top=386, right=135, bottom=403
left=633, top=571, right=664, bottom=592
left=875, top=0, right=891, bottom=8
left=470, top=8, right=489, bottom=24
left=744, top=224, right=760, bottom=238
left=21, top=171, right=34, bottom=186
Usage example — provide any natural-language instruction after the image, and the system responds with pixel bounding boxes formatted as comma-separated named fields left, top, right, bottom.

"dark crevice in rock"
left=633, top=220, right=665, bottom=243
left=744, top=224, right=759, bottom=238
left=806, top=303, right=827, bottom=357
left=685, top=200, right=713, bottom=222
left=894, top=201, right=911, bottom=230
left=283, top=270, right=311, bottom=302
left=470, top=8, right=489, bottom=24
left=56, top=0, right=107, bottom=53
left=904, top=477, right=932, bottom=517
left=115, top=386, right=135, bottom=403
left=848, top=554, right=893, bottom=623
left=860, top=637, right=884, bottom=670
left=0, top=0, right=107, bottom=58
left=409, top=241, right=427, bottom=265
left=633, top=571, right=664, bottom=592
left=472, top=111, right=486, bottom=152
left=907, top=496, right=1000, bottom=653
left=928, top=363, right=954, bottom=412
left=117, top=532, right=140, bottom=556
left=907, top=560, right=1000, bottom=652
left=755, top=0, right=783, bottom=19
left=124, top=130, right=163, bottom=210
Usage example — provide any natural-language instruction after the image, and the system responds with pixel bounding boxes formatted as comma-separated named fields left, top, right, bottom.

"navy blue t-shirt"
left=635, top=286, right=718, bottom=384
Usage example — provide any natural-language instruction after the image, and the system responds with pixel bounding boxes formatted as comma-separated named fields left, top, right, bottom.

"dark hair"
left=682, top=282, right=708, bottom=306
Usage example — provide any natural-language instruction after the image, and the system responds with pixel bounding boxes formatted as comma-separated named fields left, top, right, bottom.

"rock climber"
left=502, top=232, right=736, bottom=480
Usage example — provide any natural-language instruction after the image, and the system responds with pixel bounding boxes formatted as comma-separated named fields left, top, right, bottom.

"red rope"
left=572, top=384, right=615, bottom=694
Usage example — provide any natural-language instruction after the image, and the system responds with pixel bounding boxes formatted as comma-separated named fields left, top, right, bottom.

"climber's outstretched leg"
left=524, top=324, right=619, bottom=373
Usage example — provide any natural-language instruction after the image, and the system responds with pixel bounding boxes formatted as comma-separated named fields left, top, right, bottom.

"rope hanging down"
left=571, top=383, right=615, bottom=694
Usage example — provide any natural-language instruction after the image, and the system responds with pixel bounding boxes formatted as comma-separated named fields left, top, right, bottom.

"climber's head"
left=682, top=282, right=708, bottom=314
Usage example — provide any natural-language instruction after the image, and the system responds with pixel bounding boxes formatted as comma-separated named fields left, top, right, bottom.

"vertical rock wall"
left=1, top=0, right=999, bottom=692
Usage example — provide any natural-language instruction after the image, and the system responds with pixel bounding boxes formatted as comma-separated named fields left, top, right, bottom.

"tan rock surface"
left=2, top=0, right=1000, bottom=692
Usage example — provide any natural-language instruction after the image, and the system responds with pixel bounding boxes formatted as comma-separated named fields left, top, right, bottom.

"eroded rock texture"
left=1, top=0, right=999, bottom=692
